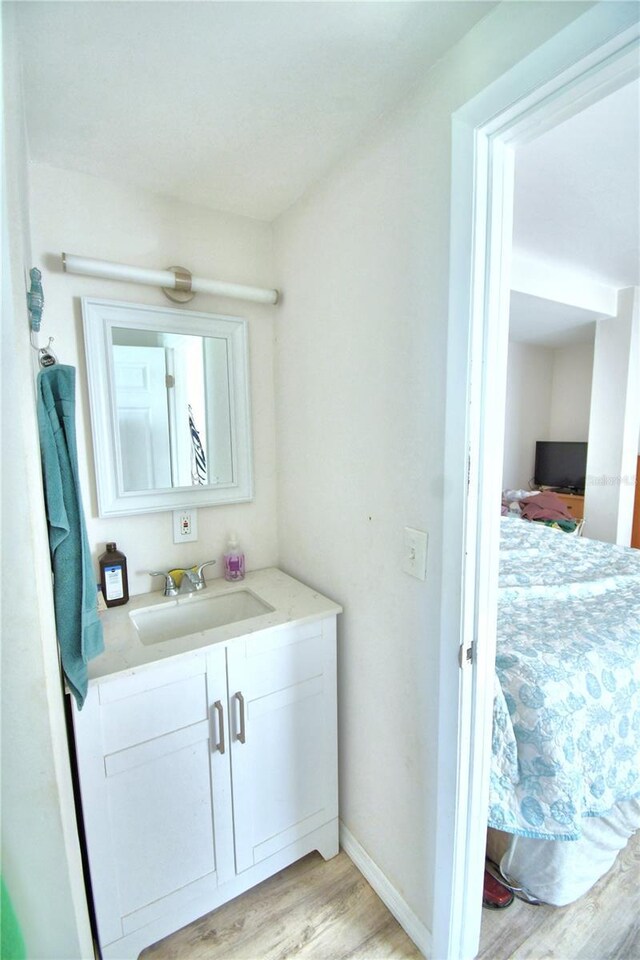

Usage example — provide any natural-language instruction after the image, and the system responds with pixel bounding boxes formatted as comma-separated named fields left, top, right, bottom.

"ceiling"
left=13, top=0, right=495, bottom=222
left=11, top=0, right=639, bottom=339
left=510, top=79, right=640, bottom=347
left=508, top=292, right=598, bottom=348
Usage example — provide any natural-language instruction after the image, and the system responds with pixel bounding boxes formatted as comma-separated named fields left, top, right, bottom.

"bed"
left=488, top=516, right=640, bottom=905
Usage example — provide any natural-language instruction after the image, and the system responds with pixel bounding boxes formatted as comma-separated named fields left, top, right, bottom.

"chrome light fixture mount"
left=162, top=266, right=195, bottom=303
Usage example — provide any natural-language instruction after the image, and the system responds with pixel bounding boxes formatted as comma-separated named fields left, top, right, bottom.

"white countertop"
left=89, top=567, right=342, bottom=683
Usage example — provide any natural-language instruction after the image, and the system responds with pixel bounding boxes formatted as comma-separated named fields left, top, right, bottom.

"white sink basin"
left=130, top=589, right=274, bottom=646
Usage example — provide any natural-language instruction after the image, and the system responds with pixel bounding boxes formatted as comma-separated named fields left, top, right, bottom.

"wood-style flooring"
left=478, top=829, right=640, bottom=960
left=141, top=851, right=422, bottom=960
left=141, top=832, right=640, bottom=960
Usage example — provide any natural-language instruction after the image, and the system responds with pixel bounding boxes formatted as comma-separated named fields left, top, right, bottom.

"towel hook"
left=31, top=335, right=58, bottom=368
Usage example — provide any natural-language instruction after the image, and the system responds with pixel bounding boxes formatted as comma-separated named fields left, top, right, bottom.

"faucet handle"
left=195, top=559, right=217, bottom=579
left=147, top=570, right=179, bottom=597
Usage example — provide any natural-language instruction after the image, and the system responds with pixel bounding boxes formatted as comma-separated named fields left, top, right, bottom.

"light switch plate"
left=173, top=509, right=198, bottom=544
left=403, top=527, right=428, bottom=580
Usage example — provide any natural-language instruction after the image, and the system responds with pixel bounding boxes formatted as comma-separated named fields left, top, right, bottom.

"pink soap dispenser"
left=224, top=533, right=245, bottom=582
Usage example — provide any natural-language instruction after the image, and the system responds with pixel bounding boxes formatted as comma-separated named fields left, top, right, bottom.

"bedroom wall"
left=548, top=339, right=594, bottom=441
left=273, top=1, right=591, bottom=938
left=27, top=163, right=279, bottom=596
left=503, top=337, right=595, bottom=492
left=502, top=341, right=554, bottom=490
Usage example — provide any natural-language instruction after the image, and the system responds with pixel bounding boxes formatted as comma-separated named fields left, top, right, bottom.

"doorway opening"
left=434, top=9, right=640, bottom=960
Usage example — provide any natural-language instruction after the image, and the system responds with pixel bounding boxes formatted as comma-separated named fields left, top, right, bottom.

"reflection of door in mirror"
left=113, top=345, right=172, bottom=491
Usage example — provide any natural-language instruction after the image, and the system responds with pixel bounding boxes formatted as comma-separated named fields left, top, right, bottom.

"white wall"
left=502, top=339, right=594, bottom=491
left=585, top=287, right=640, bottom=544
left=273, top=1, right=591, bottom=939
left=27, top=164, right=279, bottom=596
left=549, top=340, right=594, bottom=441
left=1, top=11, right=93, bottom=956
left=502, top=341, right=554, bottom=490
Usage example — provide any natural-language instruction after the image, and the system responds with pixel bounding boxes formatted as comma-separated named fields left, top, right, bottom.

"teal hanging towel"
left=37, top=365, right=104, bottom=707
left=1, top=877, right=26, bottom=959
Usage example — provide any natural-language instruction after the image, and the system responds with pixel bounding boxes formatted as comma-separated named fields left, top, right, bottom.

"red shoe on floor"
left=482, top=869, right=514, bottom=909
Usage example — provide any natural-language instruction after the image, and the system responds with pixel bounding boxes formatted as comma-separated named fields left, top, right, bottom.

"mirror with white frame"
left=82, top=298, right=253, bottom=517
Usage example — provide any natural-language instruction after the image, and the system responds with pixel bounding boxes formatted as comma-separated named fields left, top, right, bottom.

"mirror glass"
left=82, top=298, right=253, bottom=517
left=111, top=328, right=232, bottom=492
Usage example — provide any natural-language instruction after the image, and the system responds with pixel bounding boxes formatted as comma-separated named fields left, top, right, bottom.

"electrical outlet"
left=173, top=509, right=198, bottom=544
left=403, top=526, right=428, bottom=580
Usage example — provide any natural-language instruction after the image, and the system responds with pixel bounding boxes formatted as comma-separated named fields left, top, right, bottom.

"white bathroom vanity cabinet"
left=71, top=569, right=340, bottom=960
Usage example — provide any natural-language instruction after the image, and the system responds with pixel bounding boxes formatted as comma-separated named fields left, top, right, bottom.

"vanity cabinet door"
left=72, top=646, right=233, bottom=948
left=226, top=617, right=338, bottom=874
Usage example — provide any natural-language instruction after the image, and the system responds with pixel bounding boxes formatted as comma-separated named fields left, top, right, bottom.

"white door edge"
left=434, top=6, right=640, bottom=959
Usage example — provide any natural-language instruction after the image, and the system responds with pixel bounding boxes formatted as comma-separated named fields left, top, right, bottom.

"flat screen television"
left=534, top=441, right=587, bottom=493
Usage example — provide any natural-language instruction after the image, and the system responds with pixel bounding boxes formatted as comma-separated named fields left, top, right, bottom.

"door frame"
left=433, top=7, right=640, bottom=960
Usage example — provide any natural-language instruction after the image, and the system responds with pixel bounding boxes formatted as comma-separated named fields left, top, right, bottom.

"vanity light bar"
left=62, top=253, right=279, bottom=306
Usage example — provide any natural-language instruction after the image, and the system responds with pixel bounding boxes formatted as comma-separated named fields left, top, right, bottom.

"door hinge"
left=165, top=373, right=175, bottom=389
left=458, top=641, right=475, bottom=668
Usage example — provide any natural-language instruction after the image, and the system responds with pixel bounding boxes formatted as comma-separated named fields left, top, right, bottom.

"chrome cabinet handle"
left=213, top=700, right=225, bottom=754
left=235, top=691, right=246, bottom=744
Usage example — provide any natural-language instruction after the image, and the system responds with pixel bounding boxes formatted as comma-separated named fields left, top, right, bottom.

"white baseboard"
left=339, top=821, right=432, bottom=959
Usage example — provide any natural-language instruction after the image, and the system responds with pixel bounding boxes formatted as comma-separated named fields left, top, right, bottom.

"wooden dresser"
left=554, top=493, right=585, bottom=520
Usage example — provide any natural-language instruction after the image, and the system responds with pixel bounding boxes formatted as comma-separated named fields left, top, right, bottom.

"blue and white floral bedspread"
left=488, top=517, right=640, bottom=840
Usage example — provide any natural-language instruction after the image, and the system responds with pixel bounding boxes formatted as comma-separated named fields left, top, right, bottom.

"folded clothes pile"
left=518, top=490, right=572, bottom=522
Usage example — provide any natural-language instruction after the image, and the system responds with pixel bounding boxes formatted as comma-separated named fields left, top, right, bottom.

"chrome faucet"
left=148, top=560, right=216, bottom=597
